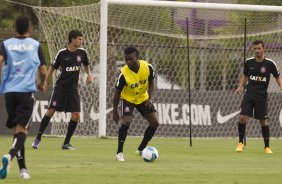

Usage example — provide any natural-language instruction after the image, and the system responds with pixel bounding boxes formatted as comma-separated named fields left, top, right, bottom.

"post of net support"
left=186, top=17, right=192, bottom=147
left=243, top=17, right=247, bottom=146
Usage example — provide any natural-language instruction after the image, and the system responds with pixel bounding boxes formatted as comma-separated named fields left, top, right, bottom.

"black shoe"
left=62, top=144, right=75, bottom=150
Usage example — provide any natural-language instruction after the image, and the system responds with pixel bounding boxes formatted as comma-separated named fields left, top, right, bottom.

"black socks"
left=16, top=145, right=26, bottom=170
left=36, top=115, right=51, bottom=141
left=63, top=120, right=78, bottom=145
left=138, top=125, right=157, bottom=151
left=261, top=125, right=270, bottom=148
left=238, top=123, right=246, bottom=143
left=117, top=125, right=129, bottom=154
left=9, top=132, right=26, bottom=160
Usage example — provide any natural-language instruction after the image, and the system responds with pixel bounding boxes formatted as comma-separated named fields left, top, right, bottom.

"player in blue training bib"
left=0, top=16, right=47, bottom=180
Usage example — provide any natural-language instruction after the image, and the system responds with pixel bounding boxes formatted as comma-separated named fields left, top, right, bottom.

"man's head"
left=252, top=40, right=265, bottom=58
left=68, top=30, right=83, bottom=47
left=124, top=46, right=139, bottom=70
left=15, top=16, right=30, bottom=35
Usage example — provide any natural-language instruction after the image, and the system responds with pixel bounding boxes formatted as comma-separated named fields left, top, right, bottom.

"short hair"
left=253, top=40, right=265, bottom=48
left=15, top=16, right=30, bottom=35
left=124, top=46, right=139, bottom=55
left=68, top=30, right=83, bottom=43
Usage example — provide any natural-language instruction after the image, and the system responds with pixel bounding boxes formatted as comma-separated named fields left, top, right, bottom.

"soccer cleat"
left=264, top=147, right=273, bottom=154
left=236, top=142, right=244, bottom=152
left=0, top=154, right=11, bottom=179
left=116, top=152, right=125, bottom=161
left=20, top=168, right=30, bottom=180
left=32, top=139, right=40, bottom=149
left=135, top=150, right=142, bottom=156
left=62, top=144, right=76, bottom=150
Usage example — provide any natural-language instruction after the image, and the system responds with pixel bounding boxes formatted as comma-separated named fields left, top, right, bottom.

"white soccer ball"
left=142, top=146, right=159, bottom=162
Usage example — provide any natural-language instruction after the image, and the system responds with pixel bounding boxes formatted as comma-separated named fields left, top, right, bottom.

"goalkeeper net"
left=32, top=0, right=282, bottom=137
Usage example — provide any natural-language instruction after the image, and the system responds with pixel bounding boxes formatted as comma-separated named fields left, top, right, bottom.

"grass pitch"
left=0, top=136, right=282, bottom=184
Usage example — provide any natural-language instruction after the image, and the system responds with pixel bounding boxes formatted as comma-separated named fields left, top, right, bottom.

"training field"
left=0, top=136, right=282, bottom=184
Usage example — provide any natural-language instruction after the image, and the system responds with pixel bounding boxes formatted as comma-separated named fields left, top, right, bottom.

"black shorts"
left=48, top=87, right=80, bottom=112
left=240, top=95, right=268, bottom=120
left=121, top=99, right=157, bottom=117
left=4, top=92, right=35, bottom=129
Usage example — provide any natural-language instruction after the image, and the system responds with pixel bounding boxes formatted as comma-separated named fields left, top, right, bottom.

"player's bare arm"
left=235, top=74, right=248, bottom=95
left=275, top=77, right=282, bottom=91
left=84, top=65, right=93, bottom=84
left=145, top=79, right=155, bottom=108
left=37, top=65, right=47, bottom=92
left=42, top=66, right=55, bottom=89
left=113, top=88, right=122, bottom=123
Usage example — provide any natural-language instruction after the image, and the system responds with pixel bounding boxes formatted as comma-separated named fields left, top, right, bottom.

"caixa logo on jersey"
left=32, top=100, right=84, bottom=123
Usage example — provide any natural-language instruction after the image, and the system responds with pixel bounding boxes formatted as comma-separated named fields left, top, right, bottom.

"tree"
left=1, top=0, right=100, bottom=65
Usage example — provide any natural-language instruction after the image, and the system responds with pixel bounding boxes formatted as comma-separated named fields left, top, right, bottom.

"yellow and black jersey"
left=115, top=60, right=154, bottom=105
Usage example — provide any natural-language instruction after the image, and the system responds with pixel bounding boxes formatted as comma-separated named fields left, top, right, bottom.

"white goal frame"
left=99, top=0, right=282, bottom=137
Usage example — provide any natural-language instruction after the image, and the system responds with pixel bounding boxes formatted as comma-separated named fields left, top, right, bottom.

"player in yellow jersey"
left=113, top=46, right=159, bottom=161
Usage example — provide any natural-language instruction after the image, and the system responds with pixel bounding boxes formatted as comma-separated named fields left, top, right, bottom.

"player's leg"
left=116, top=99, right=134, bottom=161
left=258, top=119, right=272, bottom=153
left=62, top=90, right=81, bottom=150
left=62, top=112, right=80, bottom=150
left=254, top=98, right=272, bottom=153
left=1, top=92, right=33, bottom=179
left=236, top=96, right=253, bottom=152
left=238, top=115, right=249, bottom=142
left=136, top=101, right=159, bottom=155
left=14, top=93, right=34, bottom=179
left=33, top=87, right=64, bottom=149
left=1, top=127, right=29, bottom=179
left=15, top=144, right=30, bottom=179
left=13, top=133, right=26, bottom=176
left=1, top=93, right=17, bottom=179
left=33, top=108, right=55, bottom=149
left=118, top=115, right=132, bottom=153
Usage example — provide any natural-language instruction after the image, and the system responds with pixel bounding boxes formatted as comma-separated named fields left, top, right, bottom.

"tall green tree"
left=0, top=0, right=100, bottom=36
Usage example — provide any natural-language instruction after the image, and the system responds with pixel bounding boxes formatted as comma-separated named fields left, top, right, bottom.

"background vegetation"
left=0, top=0, right=281, bottom=88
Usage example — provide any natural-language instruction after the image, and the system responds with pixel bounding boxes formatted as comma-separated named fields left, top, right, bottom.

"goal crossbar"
left=108, top=0, right=282, bottom=12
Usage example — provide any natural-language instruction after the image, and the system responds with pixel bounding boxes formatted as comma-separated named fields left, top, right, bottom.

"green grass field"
left=0, top=136, right=282, bottom=184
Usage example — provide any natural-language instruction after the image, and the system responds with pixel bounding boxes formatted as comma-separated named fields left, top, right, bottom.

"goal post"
left=99, top=0, right=108, bottom=137
left=32, top=0, right=282, bottom=138
left=99, top=0, right=282, bottom=137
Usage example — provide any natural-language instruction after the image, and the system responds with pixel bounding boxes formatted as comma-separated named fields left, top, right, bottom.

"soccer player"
left=235, top=40, right=282, bottom=154
left=0, top=16, right=47, bottom=179
left=113, top=46, right=159, bottom=161
left=32, top=30, right=93, bottom=150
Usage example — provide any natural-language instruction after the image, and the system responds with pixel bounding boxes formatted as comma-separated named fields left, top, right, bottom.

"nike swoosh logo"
left=90, top=106, right=113, bottom=121
left=217, top=110, right=240, bottom=124
left=13, top=60, right=25, bottom=66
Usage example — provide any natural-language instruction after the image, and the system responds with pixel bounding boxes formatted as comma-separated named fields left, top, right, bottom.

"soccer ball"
left=142, top=146, right=158, bottom=162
